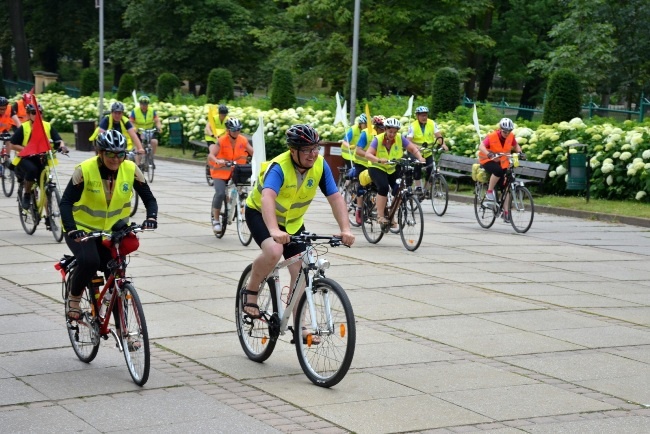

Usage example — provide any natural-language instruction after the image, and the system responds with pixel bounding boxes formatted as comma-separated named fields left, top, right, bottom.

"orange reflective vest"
left=0, top=106, right=15, bottom=132
left=15, top=101, right=29, bottom=123
left=209, top=134, right=250, bottom=180
left=480, top=131, right=514, bottom=169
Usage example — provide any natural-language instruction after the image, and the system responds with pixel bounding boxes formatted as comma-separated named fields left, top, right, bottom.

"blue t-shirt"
left=262, top=159, right=338, bottom=197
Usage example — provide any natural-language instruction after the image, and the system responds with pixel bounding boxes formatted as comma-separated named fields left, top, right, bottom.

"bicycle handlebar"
left=81, top=222, right=151, bottom=242
left=289, top=232, right=346, bottom=247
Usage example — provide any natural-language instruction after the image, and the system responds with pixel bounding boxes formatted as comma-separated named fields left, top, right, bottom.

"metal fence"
left=3, top=79, right=80, bottom=98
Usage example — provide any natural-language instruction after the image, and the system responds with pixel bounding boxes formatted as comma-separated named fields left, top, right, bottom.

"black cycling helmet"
left=218, top=104, right=229, bottom=114
left=0, top=96, right=8, bottom=107
left=225, top=117, right=242, bottom=132
left=26, top=103, right=43, bottom=114
left=286, top=124, right=320, bottom=149
left=111, top=101, right=125, bottom=112
left=96, top=130, right=127, bottom=152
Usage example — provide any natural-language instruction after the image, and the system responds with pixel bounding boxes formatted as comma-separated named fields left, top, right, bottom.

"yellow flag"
left=207, top=104, right=217, bottom=138
left=365, top=103, right=375, bottom=136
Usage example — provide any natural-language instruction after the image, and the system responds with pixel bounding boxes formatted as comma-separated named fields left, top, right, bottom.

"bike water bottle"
left=99, top=287, right=113, bottom=319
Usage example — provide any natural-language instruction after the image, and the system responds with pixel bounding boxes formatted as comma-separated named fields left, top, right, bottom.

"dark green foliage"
left=0, top=71, right=6, bottom=96
left=156, top=73, right=181, bottom=102
left=43, top=82, right=66, bottom=93
left=345, top=66, right=369, bottom=102
left=80, top=69, right=99, bottom=96
left=543, top=69, right=582, bottom=124
left=206, top=68, right=234, bottom=104
left=270, top=68, right=295, bottom=110
left=431, top=68, right=460, bottom=118
left=116, top=73, right=136, bottom=101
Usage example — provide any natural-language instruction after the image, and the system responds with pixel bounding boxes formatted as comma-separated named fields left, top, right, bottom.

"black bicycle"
left=1, top=132, right=15, bottom=197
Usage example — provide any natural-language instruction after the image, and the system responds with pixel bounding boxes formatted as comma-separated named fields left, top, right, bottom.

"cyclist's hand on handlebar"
left=270, top=228, right=291, bottom=244
left=58, top=145, right=69, bottom=154
left=519, top=152, right=527, bottom=160
left=142, top=218, right=157, bottom=230
left=487, top=152, right=496, bottom=159
left=337, top=230, right=355, bottom=247
left=67, top=229, right=87, bottom=241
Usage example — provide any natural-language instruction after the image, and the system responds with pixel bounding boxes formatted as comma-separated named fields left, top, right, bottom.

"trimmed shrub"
left=80, top=69, right=99, bottom=96
left=543, top=68, right=582, bottom=124
left=116, top=73, right=136, bottom=101
left=270, top=68, right=295, bottom=110
left=206, top=68, right=234, bottom=103
left=431, top=67, right=460, bottom=118
left=43, top=81, right=66, bottom=94
left=345, top=65, right=369, bottom=102
left=156, top=73, right=181, bottom=102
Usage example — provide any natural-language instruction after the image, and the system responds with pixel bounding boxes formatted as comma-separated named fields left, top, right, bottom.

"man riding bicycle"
left=205, top=104, right=230, bottom=145
left=129, top=95, right=162, bottom=162
left=59, top=130, right=157, bottom=321
left=208, top=117, right=254, bottom=233
left=478, top=117, right=524, bottom=223
left=91, top=102, right=144, bottom=164
left=242, top=124, right=355, bottom=337
left=406, top=106, right=448, bottom=196
left=10, top=103, right=68, bottom=209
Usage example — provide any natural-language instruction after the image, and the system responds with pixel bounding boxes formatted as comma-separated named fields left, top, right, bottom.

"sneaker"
left=213, top=222, right=222, bottom=232
left=21, top=194, right=31, bottom=209
left=502, top=211, right=511, bottom=223
left=485, top=191, right=496, bottom=202
left=355, top=208, right=362, bottom=225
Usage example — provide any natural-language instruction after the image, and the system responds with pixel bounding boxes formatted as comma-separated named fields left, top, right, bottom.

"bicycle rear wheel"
left=211, top=195, right=227, bottom=238
left=66, top=282, right=100, bottom=363
left=115, top=283, right=150, bottom=386
left=145, top=151, right=154, bottom=183
left=235, top=264, right=279, bottom=362
left=361, top=190, right=384, bottom=244
left=399, top=196, right=424, bottom=251
left=474, top=183, right=496, bottom=229
left=430, top=174, right=449, bottom=216
left=48, top=188, right=63, bottom=242
left=206, top=165, right=213, bottom=186
left=294, top=278, right=356, bottom=388
left=18, top=184, right=39, bottom=235
left=2, top=156, right=15, bottom=197
left=236, top=197, right=253, bottom=246
left=509, top=185, right=534, bottom=233
left=344, top=182, right=360, bottom=227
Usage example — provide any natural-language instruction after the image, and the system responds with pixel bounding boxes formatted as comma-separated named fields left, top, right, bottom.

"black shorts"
left=481, top=161, right=506, bottom=178
left=245, top=206, right=306, bottom=259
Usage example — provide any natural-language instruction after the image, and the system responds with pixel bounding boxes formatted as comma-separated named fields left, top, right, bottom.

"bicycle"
left=337, top=165, right=361, bottom=227
left=235, top=232, right=355, bottom=388
left=137, top=128, right=157, bottom=183
left=361, top=159, right=426, bottom=251
left=411, top=138, right=449, bottom=216
left=473, top=152, right=535, bottom=233
left=211, top=162, right=253, bottom=246
left=126, top=151, right=140, bottom=217
left=55, top=222, right=152, bottom=386
left=17, top=150, right=66, bottom=242
left=1, top=132, right=15, bottom=197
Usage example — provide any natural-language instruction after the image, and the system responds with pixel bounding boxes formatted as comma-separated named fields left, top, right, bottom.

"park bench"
left=438, top=154, right=475, bottom=191
left=189, top=139, right=210, bottom=157
left=513, top=160, right=551, bottom=188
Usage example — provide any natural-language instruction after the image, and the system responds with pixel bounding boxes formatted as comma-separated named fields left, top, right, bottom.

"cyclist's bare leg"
left=151, top=138, right=158, bottom=155
left=376, top=194, right=388, bottom=222
left=245, top=238, right=283, bottom=316
left=488, top=174, right=499, bottom=191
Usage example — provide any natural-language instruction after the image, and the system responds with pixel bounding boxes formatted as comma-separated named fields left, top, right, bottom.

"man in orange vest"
left=12, top=93, right=32, bottom=124
left=208, top=117, right=253, bottom=233
left=478, top=118, right=524, bottom=222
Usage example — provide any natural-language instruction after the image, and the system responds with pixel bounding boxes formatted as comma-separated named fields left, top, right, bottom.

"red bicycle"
left=55, top=222, right=152, bottom=386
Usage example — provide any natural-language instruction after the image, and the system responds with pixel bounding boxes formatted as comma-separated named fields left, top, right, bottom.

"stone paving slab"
left=526, top=416, right=650, bottom=433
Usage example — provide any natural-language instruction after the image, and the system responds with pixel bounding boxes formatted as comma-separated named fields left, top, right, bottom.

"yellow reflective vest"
left=89, top=116, right=134, bottom=150
left=72, top=157, right=136, bottom=232
left=12, top=121, right=55, bottom=167
left=341, top=125, right=362, bottom=161
left=132, top=107, right=155, bottom=129
left=371, top=133, right=404, bottom=174
left=409, top=119, right=436, bottom=158
left=246, top=151, right=324, bottom=233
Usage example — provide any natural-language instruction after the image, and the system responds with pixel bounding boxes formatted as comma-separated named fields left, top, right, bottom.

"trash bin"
left=320, top=141, right=344, bottom=180
left=167, top=116, right=184, bottom=152
left=73, top=120, right=96, bottom=152
left=566, top=144, right=590, bottom=201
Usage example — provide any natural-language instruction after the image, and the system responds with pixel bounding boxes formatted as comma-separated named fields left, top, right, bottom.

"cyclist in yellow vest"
left=341, top=113, right=367, bottom=171
left=93, top=102, right=144, bottom=164
left=204, top=104, right=230, bottom=144
left=351, top=115, right=386, bottom=225
left=407, top=106, right=448, bottom=195
left=129, top=95, right=162, bottom=160
left=366, top=118, right=425, bottom=228
left=59, top=131, right=158, bottom=321
left=243, top=124, right=354, bottom=330
left=10, top=103, right=68, bottom=209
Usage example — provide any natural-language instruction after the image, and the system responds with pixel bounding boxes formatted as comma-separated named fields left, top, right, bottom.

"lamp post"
left=97, top=0, right=104, bottom=119
left=349, top=0, right=360, bottom=124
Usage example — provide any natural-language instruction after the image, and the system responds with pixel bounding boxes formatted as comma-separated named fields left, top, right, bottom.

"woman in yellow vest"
left=59, top=131, right=158, bottom=321
left=365, top=118, right=425, bottom=228
left=407, top=106, right=448, bottom=194
left=242, top=124, right=354, bottom=332
left=352, top=115, right=386, bottom=225
left=341, top=113, right=367, bottom=171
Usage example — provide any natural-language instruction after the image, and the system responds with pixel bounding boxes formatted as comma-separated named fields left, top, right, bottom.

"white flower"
left=563, top=139, right=579, bottom=147
left=642, top=150, right=650, bottom=160
left=613, top=151, right=621, bottom=159
left=556, top=165, right=567, bottom=176
left=548, top=171, right=556, bottom=178
left=601, top=163, right=615, bottom=174
left=620, top=152, right=632, bottom=161
left=636, top=191, right=646, bottom=200
left=606, top=175, right=613, bottom=185
left=589, top=157, right=601, bottom=168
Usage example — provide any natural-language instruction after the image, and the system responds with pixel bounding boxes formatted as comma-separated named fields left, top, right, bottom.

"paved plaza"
left=0, top=149, right=649, bottom=433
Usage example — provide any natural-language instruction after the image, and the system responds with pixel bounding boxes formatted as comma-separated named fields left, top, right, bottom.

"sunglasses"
left=298, top=146, right=321, bottom=155
left=104, top=151, right=126, bottom=159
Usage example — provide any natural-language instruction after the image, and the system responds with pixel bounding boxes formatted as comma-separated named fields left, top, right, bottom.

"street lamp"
left=349, top=0, right=360, bottom=124
left=96, top=0, right=104, bottom=119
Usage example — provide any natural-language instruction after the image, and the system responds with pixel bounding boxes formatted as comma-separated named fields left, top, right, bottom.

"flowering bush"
left=34, top=93, right=650, bottom=201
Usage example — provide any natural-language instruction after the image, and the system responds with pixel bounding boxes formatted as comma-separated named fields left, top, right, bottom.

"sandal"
left=241, top=288, right=261, bottom=319
left=301, top=327, right=321, bottom=346
left=66, top=295, right=82, bottom=321
left=378, top=217, right=398, bottom=229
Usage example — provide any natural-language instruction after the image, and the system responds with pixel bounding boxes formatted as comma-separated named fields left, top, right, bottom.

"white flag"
left=403, top=95, right=414, bottom=117
left=334, top=92, right=343, bottom=125
left=132, top=90, right=138, bottom=107
left=473, top=104, right=482, bottom=146
left=341, top=101, right=349, bottom=128
left=251, top=115, right=266, bottom=186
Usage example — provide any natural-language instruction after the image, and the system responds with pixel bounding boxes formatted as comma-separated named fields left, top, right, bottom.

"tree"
left=543, top=69, right=582, bottom=124
left=156, top=73, right=181, bottom=102
left=270, top=68, right=295, bottom=110
left=431, top=68, right=460, bottom=117
left=80, top=69, right=99, bottom=97
left=206, top=68, right=234, bottom=103
left=117, top=73, right=136, bottom=101
left=7, top=0, right=31, bottom=80
left=345, top=66, right=369, bottom=103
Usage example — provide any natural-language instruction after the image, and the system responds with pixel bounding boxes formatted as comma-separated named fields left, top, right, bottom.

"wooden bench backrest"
left=514, top=161, right=550, bottom=181
left=439, top=154, right=475, bottom=172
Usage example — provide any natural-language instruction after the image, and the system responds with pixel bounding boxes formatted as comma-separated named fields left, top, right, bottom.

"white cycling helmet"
left=415, top=106, right=429, bottom=114
left=384, top=118, right=401, bottom=129
left=499, top=118, right=514, bottom=131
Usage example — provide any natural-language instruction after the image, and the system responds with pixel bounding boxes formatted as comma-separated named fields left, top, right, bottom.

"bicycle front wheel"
left=361, top=190, right=384, bottom=244
left=2, top=156, right=15, bottom=197
left=18, top=184, right=39, bottom=235
left=430, top=174, right=449, bottom=216
left=344, top=182, right=360, bottom=227
left=212, top=195, right=227, bottom=239
left=129, top=192, right=139, bottom=217
left=66, top=283, right=100, bottom=363
left=115, top=283, right=150, bottom=386
left=294, top=278, right=356, bottom=388
left=235, top=264, right=279, bottom=362
left=509, top=185, right=535, bottom=233
left=236, top=197, right=253, bottom=246
left=399, top=196, right=424, bottom=251
left=48, top=188, right=63, bottom=242
left=474, top=183, right=496, bottom=229
left=145, top=151, right=154, bottom=183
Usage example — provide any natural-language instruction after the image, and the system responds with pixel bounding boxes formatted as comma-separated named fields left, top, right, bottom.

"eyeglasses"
left=298, top=146, right=321, bottom=155
left=104, top=151, right=126, bottom=159
left=112, top=111, right=123, bottom=114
